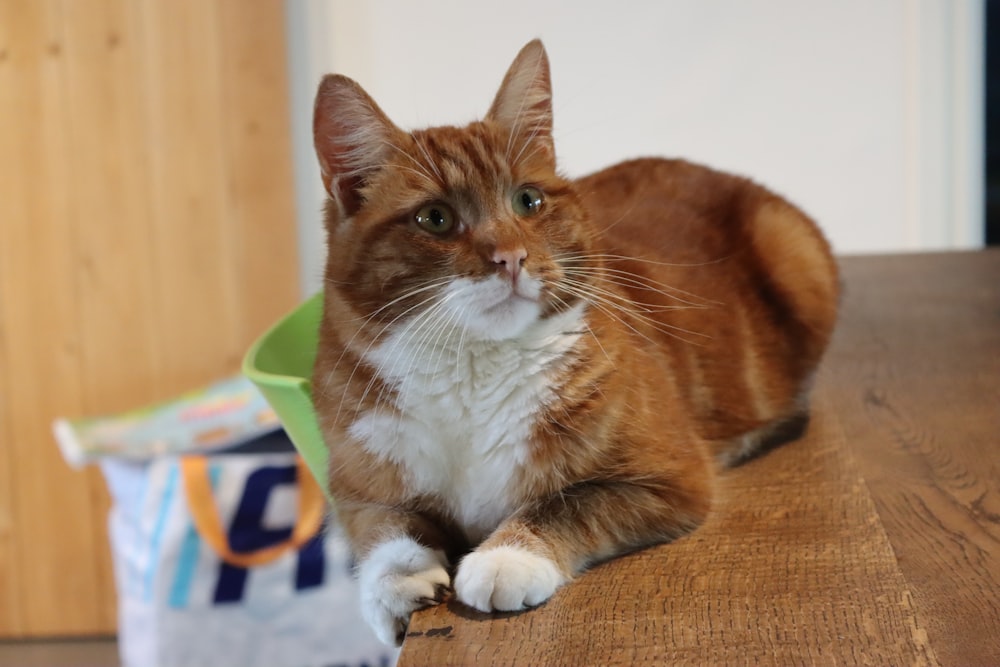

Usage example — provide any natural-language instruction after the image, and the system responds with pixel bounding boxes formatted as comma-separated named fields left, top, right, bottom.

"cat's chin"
left=471, top=294, right=543, bottom=341
left=442, top=275, right=545, bottom=342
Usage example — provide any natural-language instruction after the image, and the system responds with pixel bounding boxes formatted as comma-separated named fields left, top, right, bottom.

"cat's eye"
left=512, top=186, right=544, bottom=217
left=414, top=203, right=456, bottom=235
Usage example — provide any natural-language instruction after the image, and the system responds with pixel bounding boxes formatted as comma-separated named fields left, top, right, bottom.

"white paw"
left=358, top=537, right=451, bottom=645
left=454, top=545, right=567, bottom=613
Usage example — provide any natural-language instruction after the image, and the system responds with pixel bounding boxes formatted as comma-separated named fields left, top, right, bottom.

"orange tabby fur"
left=312, top=40, right=839, bottom=644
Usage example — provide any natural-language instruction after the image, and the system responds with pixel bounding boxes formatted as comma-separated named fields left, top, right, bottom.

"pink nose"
left=492, top=248, right=527, bottom=281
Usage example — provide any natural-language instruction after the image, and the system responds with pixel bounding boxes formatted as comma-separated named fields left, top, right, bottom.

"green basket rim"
left=242, top=292, right=322, bottom=393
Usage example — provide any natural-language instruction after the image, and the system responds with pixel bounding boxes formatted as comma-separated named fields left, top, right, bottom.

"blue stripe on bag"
left=213, top=464, right=298, bottom=604
left=143, top=463, right=179, bottom=602
left=168, top=463, right=222, bottom=608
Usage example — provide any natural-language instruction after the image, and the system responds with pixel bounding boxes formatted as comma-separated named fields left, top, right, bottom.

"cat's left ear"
left=487, top=40, right=554, bottom=164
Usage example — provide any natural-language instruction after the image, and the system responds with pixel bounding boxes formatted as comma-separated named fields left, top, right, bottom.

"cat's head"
left=313, top=40, right=597, bottom=342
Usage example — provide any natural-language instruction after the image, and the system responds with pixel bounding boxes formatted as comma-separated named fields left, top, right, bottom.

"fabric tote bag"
left=100, top=443, right=396, bottom=667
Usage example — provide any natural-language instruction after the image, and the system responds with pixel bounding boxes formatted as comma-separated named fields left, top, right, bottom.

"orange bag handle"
left=180, top=455, right=325, bottom=568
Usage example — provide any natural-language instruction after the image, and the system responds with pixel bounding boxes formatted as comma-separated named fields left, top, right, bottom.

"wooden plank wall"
left=0, top=0, right=300, bottom=637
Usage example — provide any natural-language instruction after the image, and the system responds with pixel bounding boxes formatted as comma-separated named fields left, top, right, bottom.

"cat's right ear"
left=487, top=40, right=554, bottom=165
left=314, top=75, right=400, bottom=218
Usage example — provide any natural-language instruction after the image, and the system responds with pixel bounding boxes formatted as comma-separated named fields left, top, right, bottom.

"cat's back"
left=575, top=157, right=837, bottom=326
left=577, top=158, right=782, bottom=262
left=575, top=157, right=840, bottom=449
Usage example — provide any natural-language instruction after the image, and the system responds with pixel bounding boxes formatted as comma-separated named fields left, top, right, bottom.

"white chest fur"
left=348, top=303, right=586, bottom=542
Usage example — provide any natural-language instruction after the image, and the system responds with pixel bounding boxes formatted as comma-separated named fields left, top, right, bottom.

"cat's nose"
left=492, top=248, right=527, bottom=282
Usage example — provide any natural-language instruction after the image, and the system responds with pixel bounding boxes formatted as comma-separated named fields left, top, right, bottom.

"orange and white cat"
left=312, top=40, right=839, bottom=645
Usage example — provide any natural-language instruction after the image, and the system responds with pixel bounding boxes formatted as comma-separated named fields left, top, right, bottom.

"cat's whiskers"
left=391, top=288, right=472, bottom=434
left=503, top=124, right=516, bottom=165
left=567, top=280, right=712, bottom=343
left=373, top=288, right=468, bottom=442
left=571, top=251, right=732, bottom=270
left=391, top=289, right=462, bottom=395
left=556, top=262, right=710, bottom=310
left=451, top=298, right=472, bottom=378
left=588, top=268, right=715, bottom=309
left=510, top=122, right=547, bottom=169
left=318, top=280, right=440, bottom=403
left=560, top=272, right=705, bottom=314
left=380, top=138, right=441, bottom=188
left=361, top=281, right=467, bottom=412
left=503, top=103, right=525, bottom=163
left=322, top=277, right=455, bottom=324
left=411, top=134, right=444, bottom=182
left=355, top=291, right=452, bottom=415
left=558, top=280, right=710, bottom=348
left=365, top=160, right=438, bottom=189
left=550, top=291, right=613, bottom=365
left=334, top=157, right=437, bottom=190
left=332, top=294, right=442, bottom=427
left=427, top=291, right=473, bottom=394
left=328, top=280, right=454, bottom=425
left=553, top=251, right=719, bottom=307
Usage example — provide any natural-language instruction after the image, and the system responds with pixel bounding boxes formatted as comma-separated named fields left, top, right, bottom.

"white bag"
left=100, top=446, right=396, bottom=667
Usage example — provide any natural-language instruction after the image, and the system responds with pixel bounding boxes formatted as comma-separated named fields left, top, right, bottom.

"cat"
left=311, top=39, right=839, bottom=645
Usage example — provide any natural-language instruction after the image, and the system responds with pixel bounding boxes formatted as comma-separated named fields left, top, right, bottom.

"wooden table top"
left=398, top=250, right=1000, bottom=667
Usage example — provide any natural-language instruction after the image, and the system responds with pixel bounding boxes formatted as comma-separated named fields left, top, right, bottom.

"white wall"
left=286, top=0, right=983, bottom=296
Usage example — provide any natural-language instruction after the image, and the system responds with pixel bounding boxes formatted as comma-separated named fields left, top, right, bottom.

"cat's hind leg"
left=716, top=389, right=812, bottom=468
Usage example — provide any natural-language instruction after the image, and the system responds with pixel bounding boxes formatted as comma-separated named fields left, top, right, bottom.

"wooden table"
left=398, top=251, right=1000, bottom=667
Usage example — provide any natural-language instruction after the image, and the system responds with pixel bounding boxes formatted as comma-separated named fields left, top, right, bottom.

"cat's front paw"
left=358, top=537, right=451, bottom=645
left=454, top=545, right=567, bottom=613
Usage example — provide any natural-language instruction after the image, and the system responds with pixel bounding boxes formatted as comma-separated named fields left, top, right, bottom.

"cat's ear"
left=487, top=40, right=554, bottom=163
left=314, top=74, right=401, bottom=218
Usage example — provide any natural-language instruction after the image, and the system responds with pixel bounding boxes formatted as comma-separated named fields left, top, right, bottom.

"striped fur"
left=311, top=40, right=839, bottom=645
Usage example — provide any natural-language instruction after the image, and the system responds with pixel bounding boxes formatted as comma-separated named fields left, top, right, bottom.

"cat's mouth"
left=438, top=274, right=547, bottom=340
left=485, top=281, right=542, bottom=308
left=477, top=291, right=542, bottom=333
left=485, top=291, right=538, bottom=312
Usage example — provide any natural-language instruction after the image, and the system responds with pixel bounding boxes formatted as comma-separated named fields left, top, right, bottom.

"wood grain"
left=827, top=252, right=1000, bottom=666
left=216, top=0, right=301, bottom=347
left=0, top=0, right=106, bottom=635
left=402, top=410, right=936, bottom=666
left=400, top=250, right=1000, bottom=666
left=0, top=2, right=23, bottom=633
left=141, top=0, right=240, bottom=390
left=61, top=0, right=160, bottom=633
left=0, top=0, right=298, bottom=637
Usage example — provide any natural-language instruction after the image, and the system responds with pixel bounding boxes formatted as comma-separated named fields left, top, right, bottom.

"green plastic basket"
left=243, top=293, right=329, bottom=494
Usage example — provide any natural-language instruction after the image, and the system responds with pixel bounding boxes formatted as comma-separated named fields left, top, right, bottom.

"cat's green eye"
left=512, top=186, right=544, bottom=217
left=414, top=203, right=456, bottom=235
